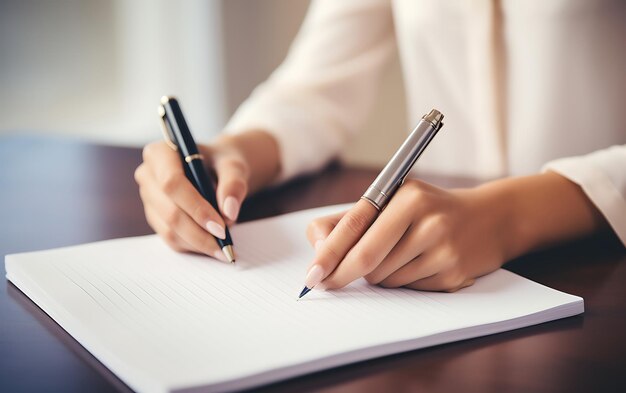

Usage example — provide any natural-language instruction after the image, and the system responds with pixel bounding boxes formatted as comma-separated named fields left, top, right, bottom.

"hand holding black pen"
left=158, top=96, right=236, bottom=263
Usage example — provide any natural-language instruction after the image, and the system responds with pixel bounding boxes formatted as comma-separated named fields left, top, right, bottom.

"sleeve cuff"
left=543, top=154, right=626, bottom=246
left=223, top=92, right=350, bottom=184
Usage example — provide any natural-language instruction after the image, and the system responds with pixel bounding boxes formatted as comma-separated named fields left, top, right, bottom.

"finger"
left=304, top=199, right=378, bottom=289
left=306, top=210, right=345, bottom=251
left=134, top=162, right=148, bottom=186
left=145, top=206, right=198, bottom=253
left=405, top=272, right=475, bottom=292
left=375, top=251, right=448, bottom=288
left=140, top=182, right=226, bottom=261
left=212, top=148, right=249, bottom=223
left=364, top=214, right=448, bottom=285
left=320, top=195, right=417, bottom=289
left=145, top=143, right=228, bottom=240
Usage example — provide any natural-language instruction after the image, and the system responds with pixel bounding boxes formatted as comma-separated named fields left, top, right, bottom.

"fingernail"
left=223, top=196, right=240, bottom=221
left=314, top=239, right=323, bottom=251
left=206, top=221, right=226, bottom=239
left=304, top=265, right=325, bottom=289
left=213, top=250, right=228, bottom=262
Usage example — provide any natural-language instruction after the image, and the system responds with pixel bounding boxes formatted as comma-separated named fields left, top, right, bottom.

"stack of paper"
left=5, top=204, right=583, bottom=392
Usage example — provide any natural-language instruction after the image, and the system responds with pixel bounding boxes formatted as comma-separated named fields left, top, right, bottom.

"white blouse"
left=224, top=0, right=626, bottom=245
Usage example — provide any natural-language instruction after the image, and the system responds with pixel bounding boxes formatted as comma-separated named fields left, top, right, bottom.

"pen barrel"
left=162, top=98, right=200, bottom=158
left=362, top=116, right=442, bottom=210
left=187, top=160, right=233, bottom=246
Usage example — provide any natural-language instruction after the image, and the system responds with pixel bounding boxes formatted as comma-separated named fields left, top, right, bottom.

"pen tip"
left=298, top=286, right=312, bottom=299
left=222, top=245, right=236, bottom=264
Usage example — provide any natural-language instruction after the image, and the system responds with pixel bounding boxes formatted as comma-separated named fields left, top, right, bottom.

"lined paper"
left=5, top=204, right=583, bottom=393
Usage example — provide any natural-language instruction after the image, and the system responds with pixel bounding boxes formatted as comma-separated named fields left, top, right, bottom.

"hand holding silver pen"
left=299, top=110, right=447, bottom=298
left=298, top=107, right=525, bottom=298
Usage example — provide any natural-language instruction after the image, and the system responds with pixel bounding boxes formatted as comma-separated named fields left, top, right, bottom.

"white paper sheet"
left=5, top=204, right=584, bottom=392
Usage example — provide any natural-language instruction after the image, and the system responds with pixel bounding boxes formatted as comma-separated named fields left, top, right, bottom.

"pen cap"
left=362, top=110, right=443, bottom=210
left=159, top=96, right=200, bottom=159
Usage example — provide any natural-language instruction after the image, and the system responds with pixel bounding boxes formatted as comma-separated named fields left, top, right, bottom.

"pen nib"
left=222, top=245, right=236, bottom=264
left=298, top=286, right=312, bottom=300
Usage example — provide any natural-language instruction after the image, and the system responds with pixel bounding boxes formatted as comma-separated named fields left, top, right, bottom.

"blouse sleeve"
left=543, top=145, right=626, bottom=246
left=223, top=0, right=395, bottom=182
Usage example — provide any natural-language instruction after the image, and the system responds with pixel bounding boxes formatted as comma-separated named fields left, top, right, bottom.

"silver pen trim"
left=361, top=109, right=444, bottom=210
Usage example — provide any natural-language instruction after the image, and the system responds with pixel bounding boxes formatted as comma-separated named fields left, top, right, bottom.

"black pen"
left=158, top=96, right=236, bottom=263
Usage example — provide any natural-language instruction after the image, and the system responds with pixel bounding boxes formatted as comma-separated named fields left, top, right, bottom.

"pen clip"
left=158, top=104, right=178, bottom=151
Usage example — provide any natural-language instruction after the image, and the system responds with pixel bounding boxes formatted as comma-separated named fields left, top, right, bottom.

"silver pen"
left=361, top=109, right=444, bottom=210
left=297, top=109, right=443, bottom=299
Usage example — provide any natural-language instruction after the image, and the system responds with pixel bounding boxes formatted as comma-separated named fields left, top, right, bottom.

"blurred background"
left=0, top=0, right=406, bottom=167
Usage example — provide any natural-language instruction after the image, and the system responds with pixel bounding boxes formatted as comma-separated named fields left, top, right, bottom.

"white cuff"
left=543, top=147, right=626, bottom=246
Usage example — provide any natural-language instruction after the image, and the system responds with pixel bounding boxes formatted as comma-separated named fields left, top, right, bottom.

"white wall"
left=0, top=0, right=225, bottom=146
left=0, top=0, right=406, bottom=166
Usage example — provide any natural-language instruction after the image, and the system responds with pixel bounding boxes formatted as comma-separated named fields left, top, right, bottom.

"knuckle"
left=161, top=174, right=181, bottom=195
left=224, top=157, right=249, bottom=175
left=142, top=142, right=161, bottom=162
left=378, top=278, right=400, bottom=289
left=305, top=221, right=321, bottom=242
left=439, top=271, right=465, bottom=291
left=162, top=208, right=181, bottom=228
left=401, top=179, right=425, bottom=194
left=401, top=182, right=436, bottom=208
left=429, top=214, right=450, bottom=231
left=133, top=165, right=145, bottom=184
left=411, top=190, right=431, bottom=207
left=401, top=179, right=419, bottom=192
left=308, top=218, right=325, bottom=233
left=191, top=202, right=210, bottom=223
left=352, top=249, right=377, bottom=272
left=447, top=250, right=461, bottom=265
left=160, top=228, right=178, bottom=245
left=324, top=245, right=342, bottom=262
left=228, top=176, right=248, bottom=195
left=343, top=211, right=370, bottom=235
left=364, top=272, right=383, bottom=285
left=440, top=244, right=461, bottom=265
left=402, top=186, right=425, bottom=205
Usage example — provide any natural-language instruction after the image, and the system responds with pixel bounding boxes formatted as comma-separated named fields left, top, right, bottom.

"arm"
left=223, top=0, right=395, bottom=182
left=136, top=0, right=396, bottom=257
left=479, top=171, right=611, bottom=262
left=542, top=145, right=626, bottom=245
left=304, top=146, right=625, bottom=292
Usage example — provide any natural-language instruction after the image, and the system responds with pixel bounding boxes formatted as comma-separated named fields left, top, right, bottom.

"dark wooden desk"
left=1, top=135, right=625, bottom=393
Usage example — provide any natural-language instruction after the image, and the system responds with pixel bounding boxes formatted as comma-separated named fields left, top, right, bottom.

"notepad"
left=5, top=204, right=583, bottom=393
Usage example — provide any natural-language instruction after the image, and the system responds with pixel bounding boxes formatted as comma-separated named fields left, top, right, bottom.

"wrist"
left=463, top=182, right=523, bottom=263
left=476, top=179, right=534, bottom=261
left=472, top=172, right=608, bottom=261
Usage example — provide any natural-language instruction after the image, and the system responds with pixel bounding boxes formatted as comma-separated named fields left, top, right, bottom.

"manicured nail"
left=206, top=221, right=226, bottom=239
left=223, top=196, right=240, bottom=221
left=304, top=265, right=324, bottom=289
left=213, top=250, right=228, bottom=262
left=314, top=239, right=323, bottom=251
